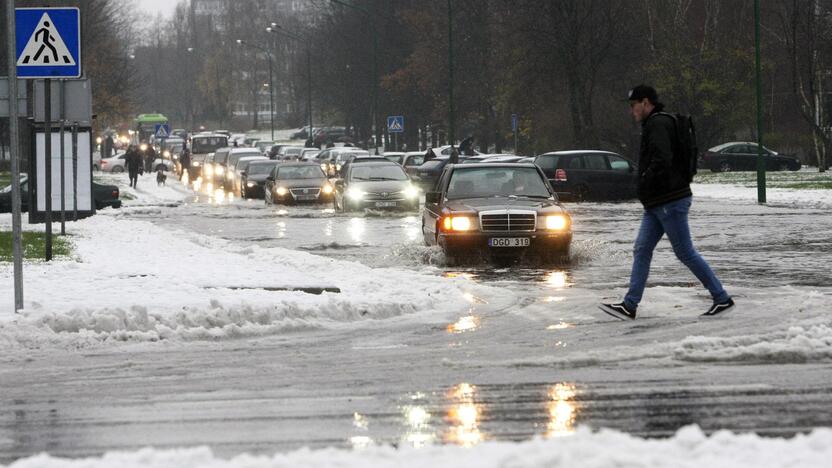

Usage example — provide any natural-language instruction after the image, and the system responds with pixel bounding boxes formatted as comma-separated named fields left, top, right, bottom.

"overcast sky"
left=136, top=0, right=178, bottom=19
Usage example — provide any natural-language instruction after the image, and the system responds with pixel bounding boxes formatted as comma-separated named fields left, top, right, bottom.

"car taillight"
left=112, top=190, right=118, bottom=197
left=554, top=169, right=567, bottom=182
left=101, top=160, right=108, bottom=165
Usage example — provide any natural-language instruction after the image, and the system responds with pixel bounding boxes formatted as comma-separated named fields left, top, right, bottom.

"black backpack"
left=658, top=112, right=698, bottom=183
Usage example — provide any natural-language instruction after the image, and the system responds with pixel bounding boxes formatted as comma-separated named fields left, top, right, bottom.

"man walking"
left=125, top=145, right=141, bottom=189
left=600, top=85, right=734, bottom=320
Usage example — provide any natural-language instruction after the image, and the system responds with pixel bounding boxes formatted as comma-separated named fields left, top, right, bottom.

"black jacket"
left=637, top=108, right=692, bottom=208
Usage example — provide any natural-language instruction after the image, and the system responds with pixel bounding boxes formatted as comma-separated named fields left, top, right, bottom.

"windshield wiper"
left=352, top=177, right=371, bottom=181
left=368, top=177, right=401, bottom=181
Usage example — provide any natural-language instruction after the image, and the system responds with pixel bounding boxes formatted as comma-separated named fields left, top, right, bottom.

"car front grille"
left=479, top=211, right=537, bottom=232
left=365, top=190, right=403, bottom=200
left=290, top=187, right=321, bottom=198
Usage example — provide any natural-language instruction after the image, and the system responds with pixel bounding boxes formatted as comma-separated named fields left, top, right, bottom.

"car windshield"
left=284, top=147, right=303, bottom=156
left=447, top=167, right=550, bottom=199
left=192, top=137, right=227, bottom=153
left=277, top=165, right=325, bottom=179
left=350, top=164, right=408, bottom=181
left=247, top=162, right=277, bottom=175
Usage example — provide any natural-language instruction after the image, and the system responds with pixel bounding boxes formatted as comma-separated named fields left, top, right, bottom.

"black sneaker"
left=599, top=302, right=637, bottom=321
left=702, top=298, right=735, bottom=316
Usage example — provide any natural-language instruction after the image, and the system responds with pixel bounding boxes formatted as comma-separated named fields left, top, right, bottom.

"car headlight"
left=546, top=215, right=568, bottom=230
left=276, top=187, right=288, bottom=196
left=163, top=150, right=171, bottom=158
left=215, top=167, right=224, bottom=175
left=205, top=166, right=213, bottom=176
left=246, top=182, right=256, bottom=188
left=322, top=184, right=334, bottom=194
left=191, top=161, right=201, bottom=167
left=403, top=185, right=419, bottom=199
left=336, top=164, right=342, bottom=171
left=443, top=216, right=472, bottom=231
left=346, top=187, right=365, bottom=200
left=320, top=163, right=327, bottom=170
left=140, top=144, right=148, bottom=151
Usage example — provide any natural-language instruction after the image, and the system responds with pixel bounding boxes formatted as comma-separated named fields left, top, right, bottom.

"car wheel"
left=719, top=161, right=732, bottom=172
left=778, top=163, right=789, bottom=171
left=112, top=166, right=124, bottom=173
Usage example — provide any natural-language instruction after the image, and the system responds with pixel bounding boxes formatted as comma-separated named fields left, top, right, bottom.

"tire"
left=719, top=161, right=732, bottom=172
left=778, top=163, right=789, bottom=172
left=112, top=166, right=124, bottom=173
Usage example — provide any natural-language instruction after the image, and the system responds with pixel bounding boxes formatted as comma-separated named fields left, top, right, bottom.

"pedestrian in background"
left=125, top=145, right=142, bottom=189
left=600, top=85, right=734, bottom=320
left=179, top=147, right=191, bottom=180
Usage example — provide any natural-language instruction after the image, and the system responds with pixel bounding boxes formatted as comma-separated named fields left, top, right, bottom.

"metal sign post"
left=59, top=80, right=66, bottom=235
left=44, top=78, right=52, bottom=260
left=72, top=122, right=78, bottom=221
left=6, top=0, right=24, bottom=312
left=511, top=113, right=518, bottom=154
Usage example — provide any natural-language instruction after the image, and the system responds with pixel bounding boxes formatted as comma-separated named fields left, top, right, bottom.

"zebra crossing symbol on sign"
left=387, top=116, right=404, bottom=133
left=17, top=13, right=75, bottom=66
left=15, top=8, right=81, bottom=79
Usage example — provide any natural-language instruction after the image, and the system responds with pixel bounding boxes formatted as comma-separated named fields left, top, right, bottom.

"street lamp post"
left=237, top=39, right=275, bottom=140
left=330, top=0, right=380, bottom=154
left=447, top=0, right=456, bottom=159
left=267, top=23, right=314, bottom=145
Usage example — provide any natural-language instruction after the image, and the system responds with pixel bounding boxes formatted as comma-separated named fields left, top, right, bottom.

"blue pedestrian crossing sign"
left=387, top=115, right=404, bottom=133
left=15, top=8, right=81, bottom=79
left=154, top=124, right=172, bottom=139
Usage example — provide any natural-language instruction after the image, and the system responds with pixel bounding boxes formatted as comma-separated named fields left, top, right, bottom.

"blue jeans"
left=624, top=197, right=729, bottom=309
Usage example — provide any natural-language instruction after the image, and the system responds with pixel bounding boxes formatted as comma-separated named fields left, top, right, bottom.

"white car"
left=100, top=151, right=128, bottom=173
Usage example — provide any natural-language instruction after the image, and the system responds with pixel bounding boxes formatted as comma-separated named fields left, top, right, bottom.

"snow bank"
left=0, top=178, right=499, bottom=349
left=5, top=425, right=832, bottom=468
left=675, top=322, right=832, bottom=363
left=692, top=183, right=832, bottom=209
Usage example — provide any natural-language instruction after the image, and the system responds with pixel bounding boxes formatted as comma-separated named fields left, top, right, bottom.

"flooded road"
left=2, top=177, right=832, bottom=462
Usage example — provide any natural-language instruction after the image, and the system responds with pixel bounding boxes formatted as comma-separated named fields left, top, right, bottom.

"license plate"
left=375, top=201, right=397, bottom=208
left=295, top=195, right=318, bottom=201
left=489, top=237, right=530, bottom=247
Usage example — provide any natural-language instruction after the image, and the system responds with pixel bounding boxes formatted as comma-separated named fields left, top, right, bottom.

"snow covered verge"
left=692, top=183, right=832, bottom=209
left=4, top=425, right=831, bottom=468
left=0, top=177, right=499, bottom=349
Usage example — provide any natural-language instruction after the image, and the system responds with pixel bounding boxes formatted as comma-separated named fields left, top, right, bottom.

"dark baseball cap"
left=627, top=85, right=658, bottom=102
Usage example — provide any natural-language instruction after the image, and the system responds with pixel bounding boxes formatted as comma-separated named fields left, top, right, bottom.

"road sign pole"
left=7, top=0, right=24, bottom=312
left=44, top=78, right=53, bottom=261
left=72, top=122, right=78, bottom=221
left=59, top=80, right=66, bottom=235
left=754, top=0, right=766, bottom=204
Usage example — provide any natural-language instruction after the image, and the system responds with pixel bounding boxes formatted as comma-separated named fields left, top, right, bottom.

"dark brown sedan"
left=422, top=163, right=572, bottom=265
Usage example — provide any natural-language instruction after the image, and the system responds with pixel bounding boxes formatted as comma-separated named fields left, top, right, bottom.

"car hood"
left=276, top=177, right=329, bottom=188
left=348, top=180, right=410, bottom=192
left=444, top=196, right=567, bottom=214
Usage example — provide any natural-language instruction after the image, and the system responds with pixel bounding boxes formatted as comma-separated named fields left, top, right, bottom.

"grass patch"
left=0, top=231, right=73, bottom=261
left=694, top=170, right=832, bottom=189
left=0, top=171, right=9, bottom=188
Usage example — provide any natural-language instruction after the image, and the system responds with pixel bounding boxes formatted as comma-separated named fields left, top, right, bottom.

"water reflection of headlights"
left=445, top=383, right=484, bottom=447
left=545, top=383, right=578, bottom=438
left=546, top=271, right=569, bottom=289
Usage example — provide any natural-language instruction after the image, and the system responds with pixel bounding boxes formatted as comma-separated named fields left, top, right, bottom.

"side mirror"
left=240, top=171, right=247, bottom=176
left=266, top=176, right=274, bottom=182
left=425, top=191, right=441, bottom=204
